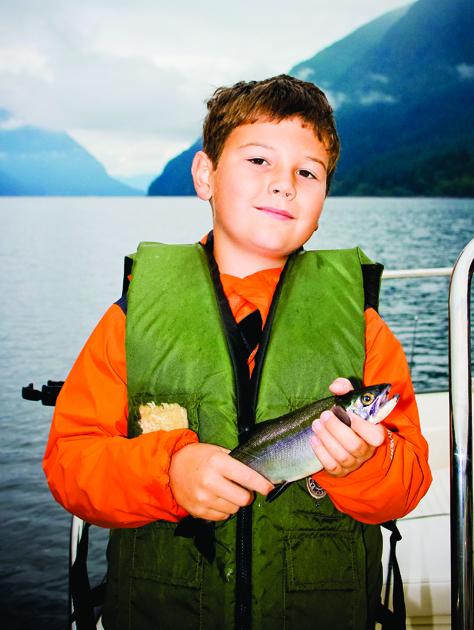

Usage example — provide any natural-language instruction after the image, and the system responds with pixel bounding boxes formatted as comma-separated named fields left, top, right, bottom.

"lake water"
left=0, top=196, right=473, bottom=628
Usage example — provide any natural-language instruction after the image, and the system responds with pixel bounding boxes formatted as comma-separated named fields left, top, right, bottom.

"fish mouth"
left=371, top=385, right=399, bottom=424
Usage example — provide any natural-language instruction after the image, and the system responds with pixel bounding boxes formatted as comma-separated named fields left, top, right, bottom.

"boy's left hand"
left=310, top=378, right=385, bottom=478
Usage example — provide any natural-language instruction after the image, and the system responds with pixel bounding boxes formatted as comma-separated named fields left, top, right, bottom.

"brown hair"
left=202, top=74, right=340, bottom=192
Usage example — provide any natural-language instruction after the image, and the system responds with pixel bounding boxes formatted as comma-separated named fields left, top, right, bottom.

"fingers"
left=200, top=473, right=255, bottom=512
left=311, top=410, right=384, bottom=477
left=328, top=377, right=354, bottom=395
left=311, top=421, right=362, bottom=476
left=192, top=506, right=234, bottom=521
left=189, top=456, right=270, bottom=521
left=169, top=442, right=273, bottom=521
left=217, top=456, right=274, bottom=496
left=189, top=483, right=256, bottom=521
left=348, top=414, right=386, bottom=447
left=190, top=495, right=251, bottom=521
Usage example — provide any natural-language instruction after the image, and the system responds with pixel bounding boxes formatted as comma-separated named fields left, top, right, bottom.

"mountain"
left=290, top=5, right=411, bottom=95
left=0, top=124, right=141, bottom=196
left=0, top=169, right=24, bottom=195
left=148, top=139, right=202, bottom=195
left=309, top=0, right=474, bottom=194
left=149, top=0, right=474, bottom=197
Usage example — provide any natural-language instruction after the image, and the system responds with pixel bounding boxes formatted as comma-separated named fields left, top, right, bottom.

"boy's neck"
left=213, top=232, right=288, bottom=277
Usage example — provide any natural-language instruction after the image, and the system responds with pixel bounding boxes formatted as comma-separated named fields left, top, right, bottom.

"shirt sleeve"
left=313, top=308, right=432, bottom=524
left=42, top=304, right=199, bottom=528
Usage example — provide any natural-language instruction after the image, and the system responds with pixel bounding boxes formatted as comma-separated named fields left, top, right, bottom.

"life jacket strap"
left=377, top=520, right=406, bottom=630
left=69, top=522, right=105, bottom=629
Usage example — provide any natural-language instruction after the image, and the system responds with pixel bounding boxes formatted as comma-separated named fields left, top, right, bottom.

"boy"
left=43, top=75, right=431, bottom=629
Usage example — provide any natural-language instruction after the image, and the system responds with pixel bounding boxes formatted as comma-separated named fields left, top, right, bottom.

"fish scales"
left=230, top=384, right=398, bottom=485
left=231, top=397, right=333, bottom=483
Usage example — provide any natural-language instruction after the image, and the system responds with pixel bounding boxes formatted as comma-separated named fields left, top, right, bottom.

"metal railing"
left=449, top=238, right=474, bottom=629
left=382, top=267, right=452, bottom=279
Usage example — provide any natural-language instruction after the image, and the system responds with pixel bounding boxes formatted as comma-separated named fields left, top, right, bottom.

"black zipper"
left=202, top=234, right=298, bottom=630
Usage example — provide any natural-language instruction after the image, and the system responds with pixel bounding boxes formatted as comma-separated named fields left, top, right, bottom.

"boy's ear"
left=191, top=151, right=214, bottom=200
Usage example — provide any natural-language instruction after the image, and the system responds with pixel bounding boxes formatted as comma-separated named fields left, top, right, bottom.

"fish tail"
left=266, top=481, right=292, bottom=502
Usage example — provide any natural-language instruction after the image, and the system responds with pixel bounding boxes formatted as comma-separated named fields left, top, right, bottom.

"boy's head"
left=202, top=74, right=340, bottom=192
left=192, top=75, right=339, bottom=274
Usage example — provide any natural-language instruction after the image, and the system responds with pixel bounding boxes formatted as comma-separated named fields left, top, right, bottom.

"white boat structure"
left=68, top=240, right=474, bottom=630
left=379, top=241, right=473, bottom=629
left=388, top=389, right=452, bottom=629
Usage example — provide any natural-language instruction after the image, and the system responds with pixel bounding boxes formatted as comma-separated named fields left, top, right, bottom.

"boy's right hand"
left=169, top=443, right=274, bottom=521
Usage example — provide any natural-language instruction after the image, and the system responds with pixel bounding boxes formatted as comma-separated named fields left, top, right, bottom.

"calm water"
left=0, top=196, right=473, bottom=628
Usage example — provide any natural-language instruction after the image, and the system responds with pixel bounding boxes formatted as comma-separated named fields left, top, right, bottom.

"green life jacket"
left=103, top=238, right=384, bottom=630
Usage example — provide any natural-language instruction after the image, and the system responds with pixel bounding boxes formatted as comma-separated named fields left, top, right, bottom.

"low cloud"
left=368, top=73, right=389, bottom=84
left=457, top=63, right=474, bottom=80
left=359, top=90, right=396, bottom=105
left=293, top=67, right=314, bottom=81
left=325, top=90, right=348, bottom=110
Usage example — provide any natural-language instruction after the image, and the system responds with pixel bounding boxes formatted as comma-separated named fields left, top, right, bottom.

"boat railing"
left=448, top=238, right=474, bottom=630
left=382, top=267, right=452, bottom=279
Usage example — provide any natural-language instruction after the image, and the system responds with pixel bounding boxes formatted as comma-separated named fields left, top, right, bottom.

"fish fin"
left=174, top=516, right=216, bottom=563
left=266, top=481, right=292, bottom=503
left=331, top=404, right=351, bottom=427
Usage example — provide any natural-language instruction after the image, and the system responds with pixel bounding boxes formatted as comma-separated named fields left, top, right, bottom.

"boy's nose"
left=269, top=176, right=296, bottom=200
left=272, top=188, right=292, bottom=198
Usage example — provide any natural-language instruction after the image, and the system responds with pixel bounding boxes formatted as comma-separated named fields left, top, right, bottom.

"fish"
left=175, top=383, right=399, bottom=561
left=230, top=383, right=398, bottom=499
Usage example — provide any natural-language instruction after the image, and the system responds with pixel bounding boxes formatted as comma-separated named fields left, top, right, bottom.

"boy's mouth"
left=256, top=206, right=294, bottom=221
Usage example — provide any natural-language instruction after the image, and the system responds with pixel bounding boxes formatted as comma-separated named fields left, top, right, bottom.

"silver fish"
left=230, top=383, right=398, bottom=487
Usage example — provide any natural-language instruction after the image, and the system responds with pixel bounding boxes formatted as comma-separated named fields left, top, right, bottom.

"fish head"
left=336, top=383, right=399, bottom=424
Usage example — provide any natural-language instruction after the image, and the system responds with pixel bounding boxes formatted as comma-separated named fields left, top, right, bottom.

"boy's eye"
left=298, top=169, right=316, bottom=179
left=248, top=157, right=268, bottom=166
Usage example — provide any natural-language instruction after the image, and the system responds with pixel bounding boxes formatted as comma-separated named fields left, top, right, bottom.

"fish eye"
left=362, top=393, right=375, bottom=406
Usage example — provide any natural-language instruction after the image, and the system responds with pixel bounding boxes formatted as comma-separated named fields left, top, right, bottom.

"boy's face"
left=193, top=117, right=329, bottom=272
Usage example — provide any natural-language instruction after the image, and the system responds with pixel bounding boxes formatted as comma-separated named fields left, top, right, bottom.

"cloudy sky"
left=0, top=0, right=412, bottom=179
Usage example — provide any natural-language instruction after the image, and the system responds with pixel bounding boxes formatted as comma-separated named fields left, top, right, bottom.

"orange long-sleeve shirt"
left=43, top=268, right=431, bottom=528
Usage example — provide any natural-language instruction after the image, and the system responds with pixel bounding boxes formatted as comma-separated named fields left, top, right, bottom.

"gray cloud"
left=0, top=0, right=412, bottom=175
